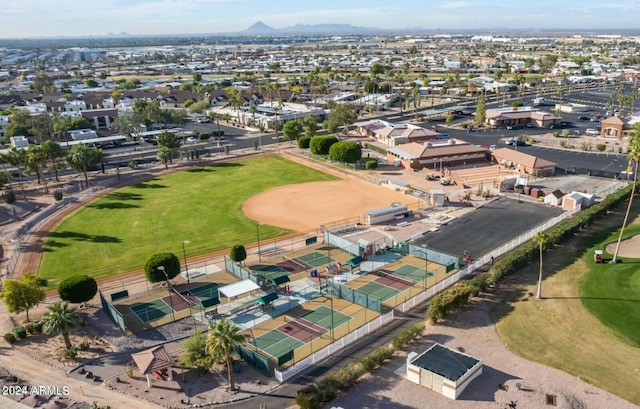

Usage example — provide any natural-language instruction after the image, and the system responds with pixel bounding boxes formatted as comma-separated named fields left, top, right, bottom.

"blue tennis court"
left=130, top=299, right=173, bottom=323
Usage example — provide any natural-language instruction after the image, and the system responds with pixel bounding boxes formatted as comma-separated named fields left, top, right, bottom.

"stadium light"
left=256, top=222, right=264, bottom=262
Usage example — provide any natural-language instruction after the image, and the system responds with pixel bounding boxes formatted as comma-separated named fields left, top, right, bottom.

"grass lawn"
left=39, top=156, right=336, bottom=285
left=581, top=224, right=640, bottom=348
left=492, top=202, right=640, bottom=405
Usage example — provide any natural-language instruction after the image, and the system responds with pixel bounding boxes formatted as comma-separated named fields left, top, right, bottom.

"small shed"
left=562, top=191, right=595, bottom=211
left=543, top=189, right=564, bottom=206
left=131, top=345, right=175, bottom=388
left=366, top=204, right=409, bottom=224
left=430, top=189, right=446, bottom=207
left=406, top=343, right=483, bottom=400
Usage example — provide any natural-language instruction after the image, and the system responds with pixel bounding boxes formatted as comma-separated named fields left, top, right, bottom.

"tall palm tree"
left=41, top=301, right=80, bottom=350
left=26, top=145, right=49, bottom=194
left=3, top=148, right=28, bottom=201
left=534, top=231, right=549, bottom=299
left=612, top=128, right=640, bottom=263
left=206, top=319, right=244, bottom=391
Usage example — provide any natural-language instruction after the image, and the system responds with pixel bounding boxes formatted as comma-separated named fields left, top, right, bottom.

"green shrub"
left=2, top=189, right=16, bottom=204
left=4, top=333, right=16, bottom=345
left=25, top=323, right=36, bottom=335
left=298, top=136, right=311, bottom=149
left=79, top=340, right=90, bottom=351
left=58, top=275, right=98, bottom=304
left=210, top=130, right=225, bottom=137
left=32, top=321, right=43, bottom=334
left=198, top=133, right=210, bottom=140
left=35, top=277, right=47, bottom=287
left=64, top=346, right=78, bottom=359
left=365, top=160, right=378, bottom=170
left=596, top=143, right=606, bottom=152
left=12, top=326, right=27, bottom=340
left=461, top=122, right=468, bottom=129
left=295, top=391, right=320, bottom=409
left=53, top=190, right=63, bottom=201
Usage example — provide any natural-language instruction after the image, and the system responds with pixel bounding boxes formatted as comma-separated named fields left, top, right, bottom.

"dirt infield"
left=243, top=179, right=414, bottom=231
left=604, top=234, right=640, bottom=258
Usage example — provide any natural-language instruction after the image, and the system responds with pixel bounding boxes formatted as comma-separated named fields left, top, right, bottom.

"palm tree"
left=40, top=140, right=64, bottom=181
left=612, top=127, right=640, bottom=263
left=157, top=146, right=171, bottom=169
left=26, top=145, right=49, bottom=194
left=41, top=301, right=80, bottom=350
left=206, top=319, right=244, bottom=391
left=3, top=148, right=28, bottom=201
left=534, top=231, right=549, bottom=299
left=66, top=144, right=104, bottom=187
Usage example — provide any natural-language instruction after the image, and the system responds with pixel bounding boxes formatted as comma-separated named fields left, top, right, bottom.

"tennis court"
left=130, top=299, right=173, bottom=323
left=297, top=251, right=335, bottom=268
left=300, top=305, right=352, bottom=330
left=375, top=270, right=415, bottom=290
left=355, top=281, right=400, bottom=301
left=250, top=329, right=304, bottom=359
left=187, top=282, right=220, bottom=301
left=161, top=290, right=191, bottom=312
left=277, top=316, right=327, bottom=343
left=390, top=264, right=433, bottom=282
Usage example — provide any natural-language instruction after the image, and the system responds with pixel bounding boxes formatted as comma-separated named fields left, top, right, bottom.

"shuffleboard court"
left=250, top=329, right=304, bottom=358
left=131, top=299, right=173, bottom=323
left=301, top=306, right=352, bottom=330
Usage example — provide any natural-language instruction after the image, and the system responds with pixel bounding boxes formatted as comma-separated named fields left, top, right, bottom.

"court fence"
left=274, top=309, right=395, bottom=382
left=99, top=291, right=126, bottom=334
left=327, top=279, right=383, bottom=312
left=224, top=256, right=255, bottom=282
left=407, top=244, right=459, bottom=272
left=397, top=211, right=569, bottom=313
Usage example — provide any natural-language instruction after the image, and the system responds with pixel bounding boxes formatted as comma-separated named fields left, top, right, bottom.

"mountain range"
left=241, top=21, right=383, bottom=36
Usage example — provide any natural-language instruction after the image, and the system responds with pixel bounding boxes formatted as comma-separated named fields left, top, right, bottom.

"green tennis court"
left=356, top=281, right=400, bottom=301
left=394, top=264, right=433, bottom=282
left=298, top=251, right=335, bottom=267
left=252, top=264, right=287, bottom=274
left=131, top=299, right=173, bottom=323
left=301, top=306, right=352, bottom=330
left=250, top=329, right=304, bottom=358
left=188, top=282, right=220, bottom=302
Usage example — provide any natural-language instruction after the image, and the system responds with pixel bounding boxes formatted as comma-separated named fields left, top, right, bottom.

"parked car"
left=590, top=116, right=601, bottom=122
left=585, top=128, right=600, bottom=135
left=507, top=139, right=527, bottom=146
left=198, top=118, right=211, bottom=123
left=578, top=116, right=590, bottom=121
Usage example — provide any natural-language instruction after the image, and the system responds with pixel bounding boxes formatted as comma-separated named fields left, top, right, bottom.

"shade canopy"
left=218, top=279, right=260, bottom=299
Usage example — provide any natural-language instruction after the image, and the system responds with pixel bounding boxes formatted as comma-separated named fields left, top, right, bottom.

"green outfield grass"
left=38, top=156, right=336, bottom=285
left=581, top=224, right=640, bottom=347
left=493, top=206, right=640, bottom=405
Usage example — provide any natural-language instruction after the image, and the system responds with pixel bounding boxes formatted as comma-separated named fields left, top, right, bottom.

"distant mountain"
left=240, top=22, right=382, bottom=36
left=242, top=21, right=276, bottom=34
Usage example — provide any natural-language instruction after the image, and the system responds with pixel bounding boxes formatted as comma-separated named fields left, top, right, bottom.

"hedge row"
left=364, top=143, right=387, bottom=155
left=295, top=322, right=425, bottom=409
left=426, top=181, right=637, bottom=322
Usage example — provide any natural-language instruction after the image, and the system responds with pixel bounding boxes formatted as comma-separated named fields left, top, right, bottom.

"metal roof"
left=410, top=343, right=480, bottom=382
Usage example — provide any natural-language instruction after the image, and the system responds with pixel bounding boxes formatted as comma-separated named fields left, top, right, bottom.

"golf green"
left=39, top=156, right=336, bottom=284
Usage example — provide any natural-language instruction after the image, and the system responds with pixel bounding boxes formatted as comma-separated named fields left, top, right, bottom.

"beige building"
left=491, top=148, right=556, bottom=177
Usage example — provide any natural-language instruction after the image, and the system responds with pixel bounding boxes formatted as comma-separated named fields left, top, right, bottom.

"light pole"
left=416, top=245, right=428, bottom=290
left=182, top=240, right=190, bottom=284
left=325, top=278, right=334, bottom=343
left=157, top=266, right=176, bottom=322
left=256, top=222, right=263, bottom=262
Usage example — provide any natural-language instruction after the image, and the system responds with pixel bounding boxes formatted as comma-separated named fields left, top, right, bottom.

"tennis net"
left=172, top=287, right=196, bottom=307
left=282, top=254, right=312, bottom=271
left=378, top=270, right=416, bottom=286
left=284, top=315, right=326, bottom=338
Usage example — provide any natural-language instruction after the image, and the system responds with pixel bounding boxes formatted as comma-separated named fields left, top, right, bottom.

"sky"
left=0, top=0, right=639, bottom=39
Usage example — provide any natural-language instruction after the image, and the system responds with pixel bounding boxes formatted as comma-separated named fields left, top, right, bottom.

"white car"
left=585, top=128, right=599, bottom=135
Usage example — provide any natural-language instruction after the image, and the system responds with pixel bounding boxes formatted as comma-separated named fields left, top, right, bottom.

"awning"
left=256, top=292, right=279, bottom=305
left=218, top=279, right=260, bottom=299
left=269, top=274, right=290, bottom=286
left=347, top=256, right=363, bottom=267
